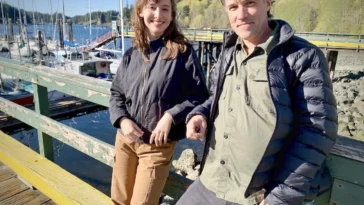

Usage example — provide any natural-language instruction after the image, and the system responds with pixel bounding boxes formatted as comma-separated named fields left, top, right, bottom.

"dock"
left=0, top=161, right=55, bottom=205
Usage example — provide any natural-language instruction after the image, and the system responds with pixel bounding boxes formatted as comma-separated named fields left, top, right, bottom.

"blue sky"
left=5, top=0, right=134, bottom=17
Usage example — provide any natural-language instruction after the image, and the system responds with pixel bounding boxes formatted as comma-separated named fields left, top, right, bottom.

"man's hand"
left=150, top=113, right=173, bottom=146
left=186, top=115, right=207, bottom=142
left=119, top=117, right=144, bottom=142
left=259, top=199, right=269, bottom=205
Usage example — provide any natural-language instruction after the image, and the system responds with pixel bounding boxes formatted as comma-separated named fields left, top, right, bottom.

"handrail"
left=121, top=28, right=364, bottom=51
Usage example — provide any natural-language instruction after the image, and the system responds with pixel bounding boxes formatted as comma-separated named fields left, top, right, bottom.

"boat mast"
left=119, top=0, right=124, bottom=55
left=32, top=0, right=36, bottom=35
left=50, top=0, right=54, bottom=38
left=1, top=0, right=6, bottom=36
left=89, top=0, right=91, bottom=43
left=0, top=1, right=5, bottom=93
left=17, top=0, right=23, bottom=40
left=62, top=0, right=66, bottom=40
left=52, top=0, right=59, bottom=42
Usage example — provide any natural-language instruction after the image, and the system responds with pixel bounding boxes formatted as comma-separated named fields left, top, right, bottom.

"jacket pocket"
left=125, top=97, right=132, bottom=107
left=125, top=97, right=133, bottom=117
left=158, top=97, right=170, bottom=119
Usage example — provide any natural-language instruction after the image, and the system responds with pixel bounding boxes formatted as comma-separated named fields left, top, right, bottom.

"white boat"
left=55, top=58, right=113, bottom=80
left=91, top=47, right=122, bottom=74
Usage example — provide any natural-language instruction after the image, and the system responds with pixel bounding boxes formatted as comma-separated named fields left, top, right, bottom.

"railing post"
left=193, top=29, right=196, bottom=42
left=33, top=83, right=54, bottom=161
left=357, top=35, right=361, bottom=53
left=327, top=50, right=338, bottom=80
left=206, top=43, right=211, bottom=89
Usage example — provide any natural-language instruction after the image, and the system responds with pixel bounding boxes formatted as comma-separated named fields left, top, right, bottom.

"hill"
left=175, top=0, right=364, bottom=33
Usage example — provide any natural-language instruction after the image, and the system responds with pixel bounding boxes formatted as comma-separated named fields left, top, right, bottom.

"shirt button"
left=220, top=160, right=225, bottom=165
left=224, top=134, right=228, bottom=139
left=236, top=85, right=241, bottom=90
left=228, top=108, right=233, bottom=112
left=243, top=61, right=247, bottom=66
left=245, top=96, right=251, bottom=105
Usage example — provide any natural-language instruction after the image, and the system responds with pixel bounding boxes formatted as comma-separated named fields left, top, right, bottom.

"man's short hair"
left=219, top=0, right=274, bottom=19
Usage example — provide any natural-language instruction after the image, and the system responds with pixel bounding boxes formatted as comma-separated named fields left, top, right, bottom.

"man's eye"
left=247, top=1, right=256, bottom=6
left=229, top=5, right=238, bottom=11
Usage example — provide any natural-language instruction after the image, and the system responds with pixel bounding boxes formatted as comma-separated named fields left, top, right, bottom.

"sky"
left=4, top=0, right=134, bottom=17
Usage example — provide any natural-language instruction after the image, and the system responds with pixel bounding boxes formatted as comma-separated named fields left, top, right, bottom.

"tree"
left=183, top=6, right=190, bottom=17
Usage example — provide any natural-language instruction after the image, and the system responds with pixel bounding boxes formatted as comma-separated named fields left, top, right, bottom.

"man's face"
left=224, top=0, right=271, bottom=42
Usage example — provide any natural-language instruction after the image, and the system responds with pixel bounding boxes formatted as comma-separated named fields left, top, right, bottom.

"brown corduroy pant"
left=111, top=131, right=177, bottom=205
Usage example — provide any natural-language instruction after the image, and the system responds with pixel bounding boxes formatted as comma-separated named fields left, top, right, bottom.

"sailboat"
left=93, top=0, right=125, bottom=74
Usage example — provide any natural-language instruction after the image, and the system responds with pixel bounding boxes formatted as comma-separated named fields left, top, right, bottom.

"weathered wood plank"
left=326, top=154, right=364, bottom=186
left=0, top=97, right=114, bottom=166
left=0, top=165, right=16, bottom=181
left=0, top=97, right=104, bottom=132
left=331, top=136, right=364, bottom=163
left=42, top=199, right=58, bottom=205
left=0, top=177, right=29, bottom=201
left=0, top=58, right=110, bottom=93
left=0, top=58, right=111, bottom=107
left=0, top=132, right=112, bottom=205
left=330, top=179, right=364, bottom=205
left=0, top=189, right=50, bottom=205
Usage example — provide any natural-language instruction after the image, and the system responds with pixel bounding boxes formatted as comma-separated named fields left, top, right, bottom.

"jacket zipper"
left=140, top=62, right=150, bottom=129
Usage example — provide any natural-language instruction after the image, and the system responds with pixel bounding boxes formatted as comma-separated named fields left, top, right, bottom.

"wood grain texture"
left=0, top=132, right=112, bottom=205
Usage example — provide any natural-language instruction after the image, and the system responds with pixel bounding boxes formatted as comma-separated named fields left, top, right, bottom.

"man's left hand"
left=150, top=113, right=173, bottom=146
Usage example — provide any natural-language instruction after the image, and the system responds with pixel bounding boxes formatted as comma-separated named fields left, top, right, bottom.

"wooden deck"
left=0, top=161, right=56, bottom=205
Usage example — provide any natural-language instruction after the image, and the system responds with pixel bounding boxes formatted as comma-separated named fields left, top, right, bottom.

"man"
left=177, top=0, right=338, bottom=205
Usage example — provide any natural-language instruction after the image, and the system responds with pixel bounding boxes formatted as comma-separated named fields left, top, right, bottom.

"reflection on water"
left=11, top=110, right=204, bottom=196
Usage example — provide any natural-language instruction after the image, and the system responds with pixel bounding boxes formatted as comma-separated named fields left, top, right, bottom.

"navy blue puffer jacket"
left=187, top=20, right=338, bottom=205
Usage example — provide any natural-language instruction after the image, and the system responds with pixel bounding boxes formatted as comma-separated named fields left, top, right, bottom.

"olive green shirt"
left=200, top=21, right=280, bottom=204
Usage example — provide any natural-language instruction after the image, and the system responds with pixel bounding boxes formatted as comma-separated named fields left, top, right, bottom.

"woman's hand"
left=150, top=113, right=173, bottom=146
left=259, top=199, right=269, bottom=205
left=119, top=117, right=144, bottom=142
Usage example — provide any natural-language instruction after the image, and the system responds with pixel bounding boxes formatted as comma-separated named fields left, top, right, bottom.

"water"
left=0, top=23, right=124, bottom=49
left=1, top=24, right=205, bottom=196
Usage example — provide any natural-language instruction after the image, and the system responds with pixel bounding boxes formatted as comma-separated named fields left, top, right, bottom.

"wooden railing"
left=122, top=28, right=363, bottom=51
left=0, top=57, right=191, bottom=203
left=0, top=58, right=363, bottom=204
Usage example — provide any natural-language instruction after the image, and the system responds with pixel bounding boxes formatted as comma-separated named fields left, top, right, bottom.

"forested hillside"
left=0, top=2, right=132, bottom=26
left=175, top=0, right=364, bottom=33
left=272, top=0, right=364, bottom=33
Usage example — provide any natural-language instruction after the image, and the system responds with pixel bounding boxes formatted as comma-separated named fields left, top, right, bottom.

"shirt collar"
left=235, top=20, right=281, bottom=55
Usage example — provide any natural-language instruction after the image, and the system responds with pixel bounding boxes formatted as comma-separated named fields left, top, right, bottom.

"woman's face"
left=139, top=0, right=173, bottom=41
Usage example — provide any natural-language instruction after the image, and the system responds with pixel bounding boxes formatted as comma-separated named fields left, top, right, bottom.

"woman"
left=109, top=0, right=209, bottom=204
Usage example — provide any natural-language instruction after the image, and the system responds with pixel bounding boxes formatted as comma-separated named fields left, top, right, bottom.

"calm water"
left=1, top=24, right=205, bottom=195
